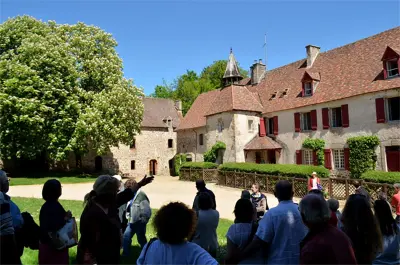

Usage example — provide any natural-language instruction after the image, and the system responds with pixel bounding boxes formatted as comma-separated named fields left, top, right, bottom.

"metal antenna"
left=262, top=33, right=267, bottom=69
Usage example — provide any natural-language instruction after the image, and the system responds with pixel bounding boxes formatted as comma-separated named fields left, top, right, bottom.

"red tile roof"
left=250, top=27, right=400, bottom=114
left=177, top=27, right=400, bottom=130
left=204, top=85, right=263, bottom=116
left=177, top=90, right=219, bottom=130
left=142, top=98, right=182, bottom=128
left=244, top=135, right=282, bottom=150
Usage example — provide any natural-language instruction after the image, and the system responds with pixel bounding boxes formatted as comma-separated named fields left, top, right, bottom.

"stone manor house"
left=73, top=98, right=183, bottom=176
left=177, top=27, right=400, bottom=174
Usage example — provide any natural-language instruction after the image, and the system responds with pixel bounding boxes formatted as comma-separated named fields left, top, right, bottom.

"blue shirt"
left=4, top=194, right=23, bottom=229
left=256, top=200, right=307, bottom=265
left=373, top=225, right=400, bottom=265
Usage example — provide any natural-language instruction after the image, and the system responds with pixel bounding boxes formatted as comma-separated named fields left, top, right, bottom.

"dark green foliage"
left=172, top=153, right=187, bottom=176
left=180, top=162, right=218, bottom=169
left=302, top=138, right=325, bottom=166
left=218, top=162, right=330, bottom=178
left=360, top=170, right=400, bottom=184
left=347, top=136, right=380, bottom=178
left=204, top=141, right=226, bottom=163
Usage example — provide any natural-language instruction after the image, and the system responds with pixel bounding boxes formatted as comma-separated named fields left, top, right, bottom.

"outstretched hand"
left=138, top=174, right=154, bottom=188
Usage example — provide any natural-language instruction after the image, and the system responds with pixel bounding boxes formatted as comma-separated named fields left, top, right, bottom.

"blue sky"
left=1, top=0, right=399, bottom=95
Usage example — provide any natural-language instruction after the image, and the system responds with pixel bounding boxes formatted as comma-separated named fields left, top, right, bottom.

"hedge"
left=218, top=162, right=330, bottom=178
left=180, top=162, right=218, bottom=169
left=360, top=170, right=400, bottom=184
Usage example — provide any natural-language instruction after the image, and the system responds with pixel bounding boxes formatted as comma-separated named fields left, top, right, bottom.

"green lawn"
left=10, top=174, right=97, bottom=186
left=13, top=197, right=232, bottom=265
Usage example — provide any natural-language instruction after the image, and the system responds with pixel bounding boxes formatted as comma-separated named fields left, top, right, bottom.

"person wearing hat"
left=77, top=174, right=153, bottom=265
left=308, top=172, right=321, bottom=191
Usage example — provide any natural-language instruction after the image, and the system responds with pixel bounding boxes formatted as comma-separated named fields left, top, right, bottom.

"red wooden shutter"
left=311, top=109, right=317, bottom=130
left=296, top=150, right=302, bottom=164
left=264, top=117, right=268, bottom=135
left=312, top=151, right=318, bottom=165
left=322, top=108, right=330, bottom=129
left=259, top=117, right=266, bottom=137
left=273, top=116, right=279, bottom=135
left=383, top=61, right=388, bottom=79
left=294, top=113, right=301, bottom=132
left=324, top=149, right=332, bottom=169
left=341, top=104, right=349, bottom=128
left=375, top=98, right=386, bottom=123
left=344, top=148, right=350, bottom=170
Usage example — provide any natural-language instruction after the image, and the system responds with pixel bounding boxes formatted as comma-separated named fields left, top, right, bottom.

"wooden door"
left=386, top=146, right=400, bottom=172
left=255, top=152, right=261, bottom=164
left=149, top=160, right=157, bottom=175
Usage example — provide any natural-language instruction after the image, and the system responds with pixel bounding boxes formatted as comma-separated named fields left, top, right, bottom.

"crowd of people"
left=1, top=169, right=400, bottom=265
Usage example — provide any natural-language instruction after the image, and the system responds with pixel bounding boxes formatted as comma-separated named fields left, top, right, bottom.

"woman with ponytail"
left=77, top=175, right=153, bottom=265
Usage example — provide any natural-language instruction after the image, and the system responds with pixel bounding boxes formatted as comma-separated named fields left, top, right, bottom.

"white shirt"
left=137, top=240, right=218, bottom=265
left=312, top=178, right=318, bottom=190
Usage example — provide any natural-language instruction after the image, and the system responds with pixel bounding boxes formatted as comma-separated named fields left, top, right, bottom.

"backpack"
left=126, top=191, right=151, bottom=224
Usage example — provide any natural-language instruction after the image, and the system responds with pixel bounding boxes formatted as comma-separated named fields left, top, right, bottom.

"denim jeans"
left=122, top=221, right=148, bottom=256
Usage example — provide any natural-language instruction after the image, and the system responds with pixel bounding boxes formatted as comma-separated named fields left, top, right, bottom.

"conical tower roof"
left=223, top=49, right=243, bottom=86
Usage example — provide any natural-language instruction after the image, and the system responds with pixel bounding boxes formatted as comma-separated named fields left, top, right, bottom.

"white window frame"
left=386, top=59, right=399, bottom=78
left=300, top=112, right=312, bottom=131
left=302, top=150, right=313, bottom=165
left=330, top=107, right=343, bottom=128
left=386, top=96, right=400, bottom=122
left=333, top=149, right=345, bottom=170
left=248, top=119, right=254, bottom=132
left=304, top=82, right=313, bottom=96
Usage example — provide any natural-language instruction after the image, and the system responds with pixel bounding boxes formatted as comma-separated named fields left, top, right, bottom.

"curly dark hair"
left=153, top=202, right=196, bottom=244
left=342, top=194, right=383, bottom=264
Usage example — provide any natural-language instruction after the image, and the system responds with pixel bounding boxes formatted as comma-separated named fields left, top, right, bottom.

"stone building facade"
left=176, top=27, right=400, bottom=174
left=74, top=98, right=182, bottom=176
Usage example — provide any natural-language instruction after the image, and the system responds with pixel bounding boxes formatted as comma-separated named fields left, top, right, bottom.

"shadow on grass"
left=121, top=245, right=143, bottom=265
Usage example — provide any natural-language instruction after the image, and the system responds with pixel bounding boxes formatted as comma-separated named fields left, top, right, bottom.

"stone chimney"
left=250, top=59, right=266, bottom=85
left=175, top=100, right=182, bottom=113
left=306, top=45, right=320, bottom=68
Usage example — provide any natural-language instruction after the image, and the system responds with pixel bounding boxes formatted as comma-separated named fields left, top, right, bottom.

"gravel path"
left=9, top=175, right=306, bottom=220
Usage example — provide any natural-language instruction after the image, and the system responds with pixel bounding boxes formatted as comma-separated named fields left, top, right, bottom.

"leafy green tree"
left=151, top=61, right=248, bottom=115
left=0, top=16, right=144, bottom=162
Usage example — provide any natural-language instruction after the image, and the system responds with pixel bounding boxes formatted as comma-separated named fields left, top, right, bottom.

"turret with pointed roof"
left=223, top=48, right=243, bottom=86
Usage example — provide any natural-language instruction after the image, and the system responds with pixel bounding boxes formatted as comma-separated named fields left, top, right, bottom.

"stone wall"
left=76, top=127, right=178, bottom=176
left=176, top=127, right=207, bottom=162
left=233, top=111, right=260, bottom=162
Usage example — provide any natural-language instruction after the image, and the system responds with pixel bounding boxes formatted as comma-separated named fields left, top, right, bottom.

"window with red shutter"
left=341, top=104, right=349, bottom=128
left=311, top=110, right=317, bottom=130
left=344, top=148, right=350, bottom=170
left=259, top=117, right=266, bottom=137
left=294, top=113, right=301, bottom=132
left=324, top=149, right=332, bottom=169
left=375, top=98, right=386, bottom=123
left=296, top=150, right=302, bottom=164
left=273, top=116, right=279, bottom=135
left=322, top=108, right=330, bottom=129
left=312, top=151, right=318, bottom=165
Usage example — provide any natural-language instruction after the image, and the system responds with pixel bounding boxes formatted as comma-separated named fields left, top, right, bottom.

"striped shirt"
left=0, top=192, right=14, bottom=236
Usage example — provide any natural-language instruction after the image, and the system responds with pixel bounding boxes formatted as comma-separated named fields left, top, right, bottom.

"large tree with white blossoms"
left=0, top=16, right=143, bottom=166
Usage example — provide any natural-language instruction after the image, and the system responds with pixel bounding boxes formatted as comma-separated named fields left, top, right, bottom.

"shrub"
left=347, top=136, right=380, bottom=178
left=180, top=162, right=218, bottom=169
left=173, top=154, right=187, bottom=176
left=302, top=138, right=325, bottom=166
left=204, top=141, right=226, bottom=163
left=360, top=170, right=400, bottom=184
left=218, top=162, right=330, bottom=178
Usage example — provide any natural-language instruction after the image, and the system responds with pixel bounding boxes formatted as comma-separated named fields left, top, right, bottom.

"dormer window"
left=303, top=82, right=313, bottom=96
left=381, top=46, right=400, bottom=79
left=386, top=59, right=399, bottom=78
left=301, top=71, right=319, bottom=97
